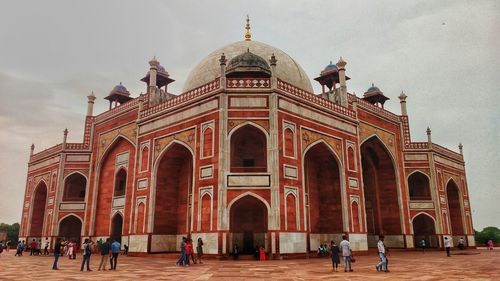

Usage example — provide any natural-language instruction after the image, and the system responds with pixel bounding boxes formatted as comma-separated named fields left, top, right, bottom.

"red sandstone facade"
left=19, top=37, right=474, bottom=256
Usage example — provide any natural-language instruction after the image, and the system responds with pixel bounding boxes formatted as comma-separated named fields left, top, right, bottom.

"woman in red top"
left=259, top=246, right=266, bottom=260
left=186, top=239, right=196, bottom=264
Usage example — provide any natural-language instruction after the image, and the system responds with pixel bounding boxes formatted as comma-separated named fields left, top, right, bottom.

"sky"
left=0, top=0, right=498, bottom=230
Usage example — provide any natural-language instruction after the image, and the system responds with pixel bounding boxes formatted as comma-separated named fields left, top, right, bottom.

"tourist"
left=419, top=239, right=426, bottom=252
left=232, top=244, right=240, bottom=260
left=254, top=246, right=260, bottom=260
left=52, top=238, right=62, bottom=270
left=43, top=237, right=49, bottom=255
left=186, top=238, right=195, bottom=264
left=98, top=238, right=111, bottom=271
left=176, top=237, right=187, bottom=266
left=330, top=240, right=340, bottom=272
left=5, top=240, right=11, bottom=252
left=110, top=239, right=121, bottom=270
left=444, top=237, right=452, bottom=257
left=375, top=236, right=388, bottom=272
left=339, top=235, right=353, bottom=272
left=63, top=240, right=68, bottom=255
left=30, top=239, right=37, bottom=256
left=15, top=241, right=23, bottom=256
left=123, top=244, right=129, bottom=255
left=37, top=239, right=42, bottom=255
left=67, top=240, right=74, bottom=259
left=72, top=240, right=78, bottom=259
left=196, top=238, right=204, bottom=263
left=80, top=238, right=92, bottom=271
left=0, top=241, right=4, bottom=255
left=259, top=245, right=266, bottom=260
left=458, top=237, right=465, bottom=250
left=487, top=239, right=494, bottom=250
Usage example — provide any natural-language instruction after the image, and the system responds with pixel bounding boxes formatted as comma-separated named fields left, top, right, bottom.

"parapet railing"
left=226, top=78, right=270, bottom=88
left=353, top=95, right=401, bottom=123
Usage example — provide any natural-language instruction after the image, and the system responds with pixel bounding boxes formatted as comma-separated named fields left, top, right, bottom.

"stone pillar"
left=219, top=53, right=227, bottom=90
left=30, top=143, right=35, bottom=157
left=270, top=53, right=277, bottom=89
left=86, top=91, right=96, bottom=116
left=337, top=57, right=348, bottom=107
left=148, top=56, right=159, bottom=105
left=398, top=91, right=408, bottom=115
left=459, top=143, right=463, bottom=155
left=63, top=128, right=68, bottom=149
left=426, top=127, right=432, bottom=149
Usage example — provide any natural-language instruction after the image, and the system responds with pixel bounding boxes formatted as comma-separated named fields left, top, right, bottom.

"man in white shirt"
left=375, top=236, right=388, bottom=272
left=339, top=235, right=353, bottom=272
left=444, top=237, right=452, bottom=257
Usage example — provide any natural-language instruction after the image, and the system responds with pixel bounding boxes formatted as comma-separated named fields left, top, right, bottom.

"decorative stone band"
left=353, top=94, right=401, bottom=123
left=226, top=78, right=270, bottom=88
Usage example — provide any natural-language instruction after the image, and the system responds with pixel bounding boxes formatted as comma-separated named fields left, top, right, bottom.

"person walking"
left=98, top=238, right=111, bottom=271
left=80, top=238, right=92, bottom=271
left=339, top=235, right=353, bottom=272
left=110, top=239, right=121, bottom=270
left=176, top=237, right=187, bottom=266
left=67, top=241, right=74, bottom=259
left=72, top=241, right=78, bottom=259
left=419, top=239, right=426, bottom=252
left=30, top=239, right=37, bottom=256
left=15, top=241, right=23, bottom=256
left=52, top=238, right=62, bottom=270
left=444, top=237, right=452, bottom=257
left=43, top=238, right=50, bottom=255
left=375, top=236, right=388, bottom=272
left=458, top=237, right=465, bottom=250
left=330, top=240, right=340, bottom=272
left=196, top=238, right=204, bottom=264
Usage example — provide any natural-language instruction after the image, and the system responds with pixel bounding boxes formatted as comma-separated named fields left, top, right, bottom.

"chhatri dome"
left=183, top=16, right=313, bottom=93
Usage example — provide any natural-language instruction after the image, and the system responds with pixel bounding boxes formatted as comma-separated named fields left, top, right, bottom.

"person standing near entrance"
left=30, top=239, right=37, bottom=256
left=98, top=238, right=111, bottom=271
left=259, top=245, right=266, bottom=260
left=458, top=237, right=465, bottom=250
left=176, top=237, right=187, bottom=266
left=419, top=239, right=426, bottom=252
left=196, top=238, right=204, bottom=264
left=52, top=238, right=62, bottom=270
left=444, top=237, right=452, bottom=257
left=80, top=238, right=92, bottom=271
left=330, top=240, right=340, bottom=272
left=375, top=236, right=388, bottom=272
left=110, top=239, right=121, bottom=270
left=43, top=238, right=50, bottom=255
left=339, top=235, right=353, bottom=272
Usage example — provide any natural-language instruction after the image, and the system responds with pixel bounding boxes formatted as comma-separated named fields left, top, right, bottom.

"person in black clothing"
left=254, top=246, right=260, bottom=260
left=98, top=238, right=111, bottom=271
left=52, top=238, right=62, bottom=270
left=330, top=240, right=340, bottom=272
left=232, top=244, right=239, bottom=260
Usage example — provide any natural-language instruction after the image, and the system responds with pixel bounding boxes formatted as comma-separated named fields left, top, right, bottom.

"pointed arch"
left=62, top=172, right=87, bottom=201
left=408, top=170, right=431, bottom=200
left=111, top=212, right=124, bottom=243
left=446, top=178, right=465, bottom=235
left=29, top=181, right=48, bottom=237
left=412, top=212, right=438, bottom=248
left=58, top=214, right=83, bottom=244
left=229, top=122, right=269, bottom=173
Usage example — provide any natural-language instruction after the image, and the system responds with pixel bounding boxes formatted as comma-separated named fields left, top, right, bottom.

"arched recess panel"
left=304, top=142, right=343, bottom=234
left=230, top=195, right=268, bottom=254
left=412, top=214, right=438, bottom=247
left=30, top=182, right=48, bottom=237
left=140, top=146, right=149, bottom=172
left=408, top=172, right=431, bottom=200
left=284, top=128, right=294, bottom=157
left=361, top=136, right=402, bottom=236
left=154, top=143, right=193, bottom=235
left=347, top=147, right=355, bottom=171
left=63, top=173, right=86, bottom=201
left=286, top=193, right=297, bottom=231
left=351, top=201, right=360, bottom=233
left=114, top=168, right=127, bottom=197
left=230, top=124, right=267, bottom=172
left=446, top=180, right=465, bottom=235
left=136, top=203, right=145, bottom=234
left=200, top=194, right=211, bottom=232
left=94, top=137, right=135, bottom=236
left=202, top=127, right=213, bottom=158
left=59, top=215, right=82, bottom=245
left=111, top=213, right=123, bottom=243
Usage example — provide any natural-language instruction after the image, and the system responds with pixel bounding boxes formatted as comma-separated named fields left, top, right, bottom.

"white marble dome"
left=183, top=40, right=313, bottom=93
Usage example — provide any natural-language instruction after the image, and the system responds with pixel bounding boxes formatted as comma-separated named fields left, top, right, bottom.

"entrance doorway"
left=413, top=214, right=438, bottom=247
left=59, top=215, right=82, bottom=245
left=230, top=195, right=268, bottom=254
left=111, top=213, right=123, bottom=243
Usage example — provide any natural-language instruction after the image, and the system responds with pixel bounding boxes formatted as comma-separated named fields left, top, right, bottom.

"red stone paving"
left=1, top=249, right=499, bottom=280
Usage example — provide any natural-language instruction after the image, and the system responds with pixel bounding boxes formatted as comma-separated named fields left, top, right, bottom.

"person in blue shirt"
left=110, top=239, right=121, bottom=270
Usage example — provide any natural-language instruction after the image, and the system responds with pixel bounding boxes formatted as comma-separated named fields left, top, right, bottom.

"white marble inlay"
left=409, top=201, right=434, bottom=209
left=404, top=154, right=428, bottom=161
left=113, top=196, right=125, bottom=207
left=227, top=174, right=270, bottom=187
left=348, top=178, right=358, bottom=188
left=229, top=97, right=267, bottom=108
left=191, top=233, right=218, bottom=254
left=279, top=232, right=307, bottom=254
left=137, top=178, right=148, bottom=189
left=434, top=155, right=464, bottom=170
left=283, top=165, right=297, bottom=179
left=59, top=203, right=86, bottom=211
left=66, top=154, right=91, bottom=162
left=200, top=165, right=213, bottom=179
left=28, top=156, right=60, bottom=172
left=116, top=152, right=129, bottom=165
left=128, top=235, right=148, bottom=253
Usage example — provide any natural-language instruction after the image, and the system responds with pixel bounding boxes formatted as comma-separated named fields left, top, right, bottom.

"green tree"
left=475, top=226, right=500, bottom=245
left=0, top=223, right=20, bottom=248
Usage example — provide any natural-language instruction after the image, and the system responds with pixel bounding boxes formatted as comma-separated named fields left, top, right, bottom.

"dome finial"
left=245, top=15, right=251, bottom=41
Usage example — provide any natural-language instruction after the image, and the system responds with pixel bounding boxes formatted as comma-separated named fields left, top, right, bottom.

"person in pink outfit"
left=487, top=240, right=494, bottom=250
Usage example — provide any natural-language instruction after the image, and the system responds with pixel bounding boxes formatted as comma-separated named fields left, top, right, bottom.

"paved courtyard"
left=1, top=249, right=499, bottom=280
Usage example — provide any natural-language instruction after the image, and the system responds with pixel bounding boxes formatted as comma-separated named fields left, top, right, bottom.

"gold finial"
left=245, top=15, right=251, bottom=41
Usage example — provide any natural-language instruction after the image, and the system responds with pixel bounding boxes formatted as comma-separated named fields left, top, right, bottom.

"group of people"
left=176, top=237, right=204, bottom=266
left=230, top=244, right=266, bottom=260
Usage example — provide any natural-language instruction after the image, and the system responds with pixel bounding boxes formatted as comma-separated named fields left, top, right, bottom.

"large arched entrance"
left=59, top=215, right=82, bottom=245
left=153, top=142, right=193, bottom=251
left=111, top=213, right=123, bottom=243
left=30, top=181, right=48, bottom=237
left=412, top=214, right=438, bottom=248
left=304, top=142, right=343, bottom=251
left=446, top=180, right=465, bottom=238
left=361, top=137, right=402, bottom=246
left=230, top=195, right=268, bottom=254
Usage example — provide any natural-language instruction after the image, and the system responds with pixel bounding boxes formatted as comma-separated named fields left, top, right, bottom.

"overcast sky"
left=0, top=0, right=498, bottom=230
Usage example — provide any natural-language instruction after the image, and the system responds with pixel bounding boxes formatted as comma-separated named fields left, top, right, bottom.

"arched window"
left=347, top=147, right=355, bottom=170
left=63, top=173, right=86, bottom=201
left=408, top=172, right=431, bottom=200
left=286, top=193, right=297, bottom=231
left=201, top=194, right=211, bottom=231
left=230, top=125, right=267, bottom=172
left=351, top=201, right=360, bottom=232
left=284, top=128, right=294, bottom=157
left=114, top=169, right=127, bottom=197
